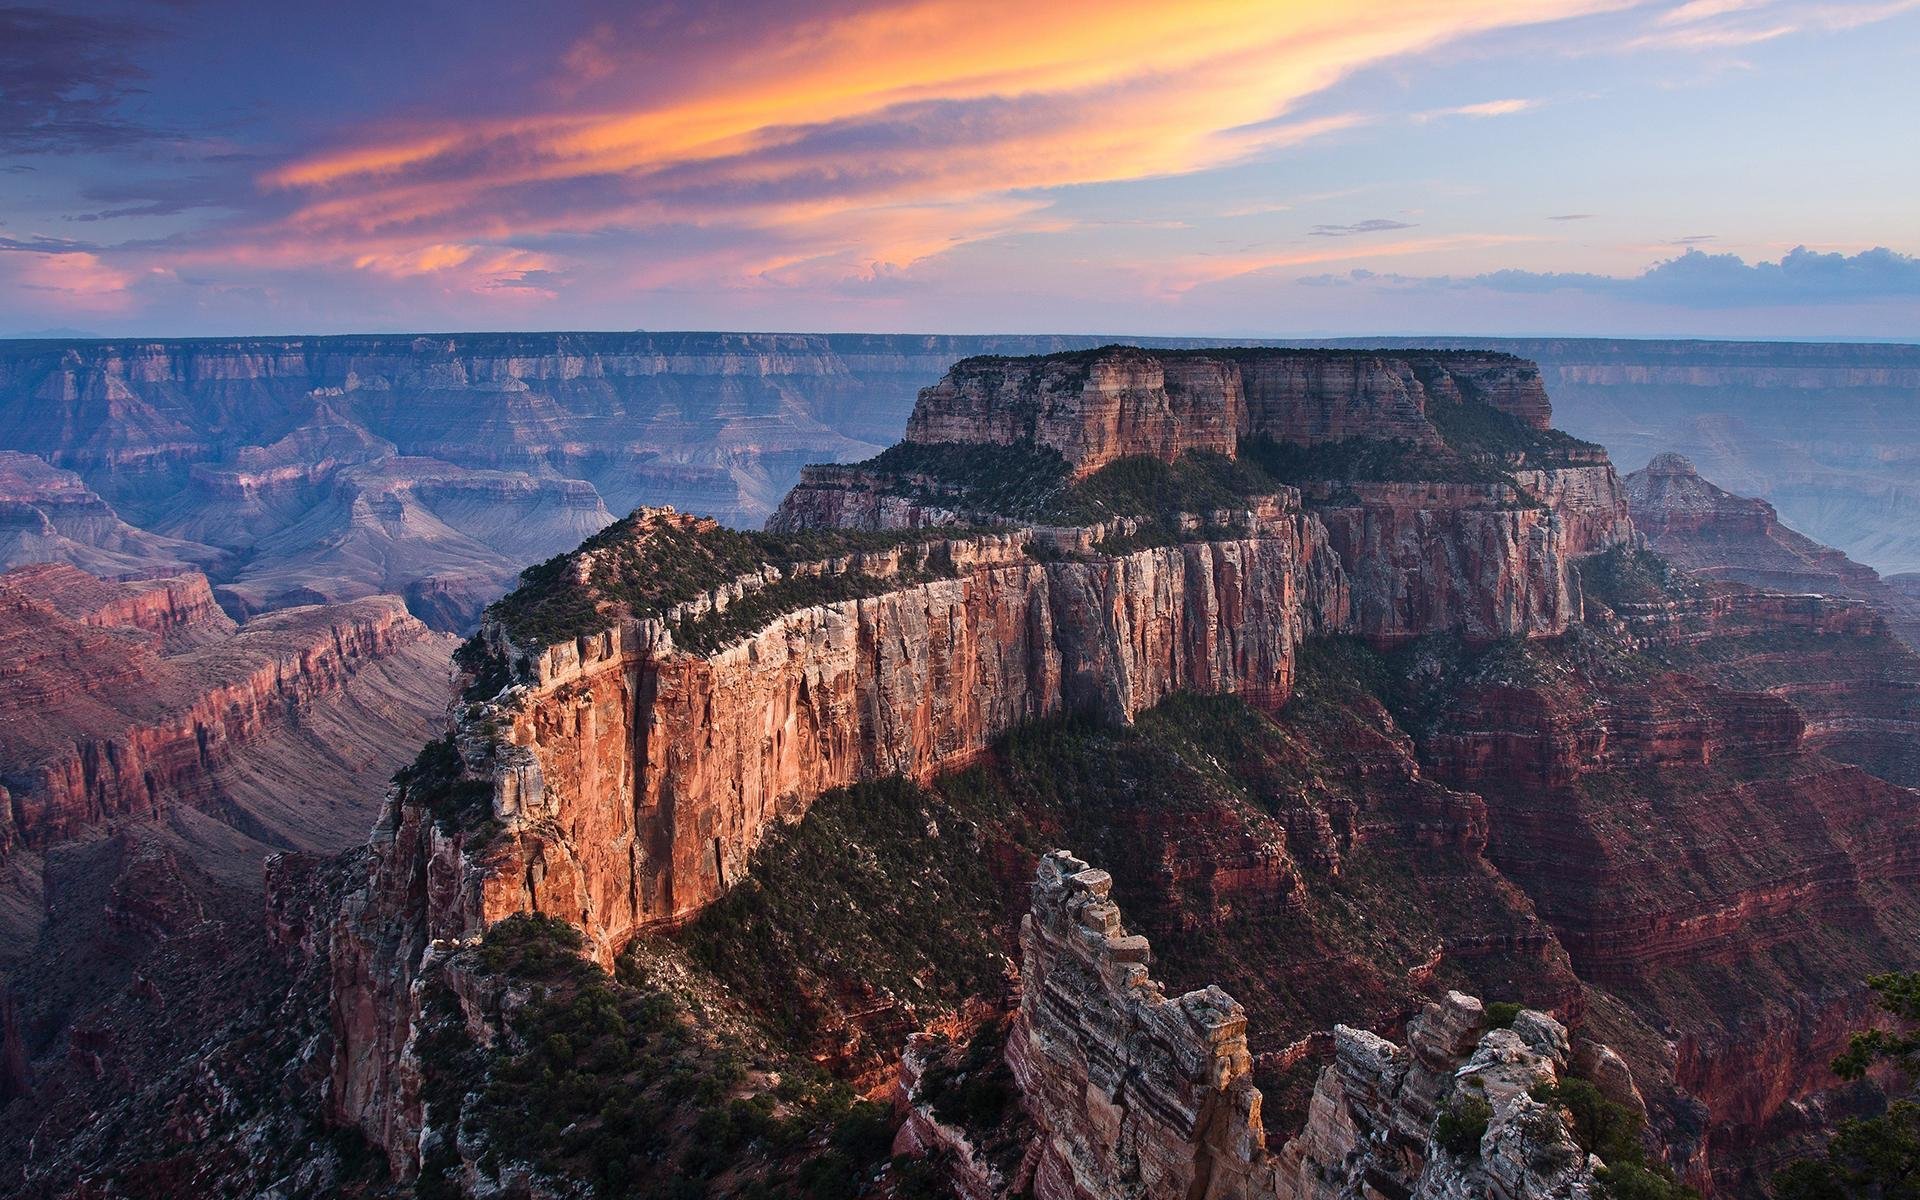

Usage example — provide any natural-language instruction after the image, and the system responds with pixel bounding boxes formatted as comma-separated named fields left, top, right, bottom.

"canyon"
left=0, top=560, right=456, bottom=1159
left=4, top=334, right=1913, bottom=633
left=318, top=345, right=1895, bottom=1197
left=3, top=340, right=1918, bottom=1200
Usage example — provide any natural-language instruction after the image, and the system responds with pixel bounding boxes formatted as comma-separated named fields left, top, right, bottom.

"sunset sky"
left=2, top=0, right=1917, bottom=339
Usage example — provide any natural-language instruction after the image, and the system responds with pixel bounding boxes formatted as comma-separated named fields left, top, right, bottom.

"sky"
left=1, top=0, right=1917, bottom=340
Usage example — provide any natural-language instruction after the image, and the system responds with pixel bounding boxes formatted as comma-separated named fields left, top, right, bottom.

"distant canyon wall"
left=3, top=333, right=1910, bottom=624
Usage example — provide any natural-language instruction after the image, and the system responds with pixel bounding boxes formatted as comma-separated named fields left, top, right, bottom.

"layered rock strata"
left=0, top=450, right=222, bottom=580
left=1424, top=580, right=1920, bottom=1183
left=330, top=504, right=1351, bottom=1160
left=776, top=347, right=1634, bottom=645
left=0, top=563, right=450, bottom=855
left=1002, top=850, right=1608, bottom=1200
left=903, top=348, right=1553, bottom=473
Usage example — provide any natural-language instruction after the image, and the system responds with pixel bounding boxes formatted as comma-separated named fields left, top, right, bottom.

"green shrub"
left=1484, top=1000, right=1523, bottom=1030
left=1436, top=1095, right=1494, bottom=1158
left=921, top=1021, right=1016, bottom=1132
left=1597, top=1162, right=1700, bottom=1200
left=1535, top=1076, right=1643, bottom=1164
left=484, top=508, right=965, bottom=648
left=392, top=735, right=494, bottom=834
left=1578, top=545, right=1696, bottom=609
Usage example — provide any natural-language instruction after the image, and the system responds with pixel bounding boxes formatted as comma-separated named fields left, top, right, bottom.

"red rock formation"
left=3, top=562, right=234, bottom=649
left=1417, top=591, right=1920, bottom=1187
left=330, top=347, right=1643, bottom=1168
left=781, top=347, right=1634, bottom=647
left=0, top=563, right=448, bottom=855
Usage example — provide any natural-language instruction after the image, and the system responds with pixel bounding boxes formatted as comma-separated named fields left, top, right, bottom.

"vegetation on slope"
left=857, top=394, right=1591, bottom=531
left=677, top=668, right=1572, bottom=1129
left=1531, top=1074, right=1697, bottom=1199
left=391, top=734, right=494, bottom=837
left=482, top=509, right=971, bottom=650
left=414, top=914, right=900, bottom=1200
left=1578, top=544, right=1703, bottom=610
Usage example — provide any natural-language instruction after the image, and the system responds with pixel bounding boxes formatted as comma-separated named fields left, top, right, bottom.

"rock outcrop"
left=778, top=346, right=1633, bottom=645
left=329, top=504, right=1350, bottom=1161
left=1002, top=850, right=1608, bottom=1200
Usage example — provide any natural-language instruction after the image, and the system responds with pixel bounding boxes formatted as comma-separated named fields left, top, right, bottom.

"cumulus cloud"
left=1298, top=246, right=1920, bottom=308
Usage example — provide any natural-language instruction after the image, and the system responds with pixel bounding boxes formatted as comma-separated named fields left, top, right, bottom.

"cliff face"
left=782, top=346, right=1632, bottom=646
left=902, top=347, right=1553, bottom=475
left=329, top=347, right=1637, bottom=1168
left=319, top=345, right=1916, bottom=1196
left=330, top=505, right=1351, bottom=1160
left=0, top=563, right=457, bottom=1178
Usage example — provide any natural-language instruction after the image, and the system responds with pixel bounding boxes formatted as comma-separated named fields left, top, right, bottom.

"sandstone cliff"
left=777, top=346, right=1632, bottom=645
left=328, top=346, right=1641, bottom=1169
left=903, top=347, right=1553, bottom=473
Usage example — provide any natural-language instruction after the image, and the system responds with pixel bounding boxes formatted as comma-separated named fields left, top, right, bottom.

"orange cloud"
left=225, top=0, right=1645, bottom=290
left=5, top=251, right=137, bottom=311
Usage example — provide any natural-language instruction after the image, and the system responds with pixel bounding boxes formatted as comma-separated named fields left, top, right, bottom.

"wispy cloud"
left=1310, top=218, right=1418, bottom=237
left=1414, top=97, right=1539, bottom=122
left=1631, top=0, right=1919, bottom=48
left=232, top=0, right=1620, bottom=284
left=0, top=6, right=170, bottom=154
